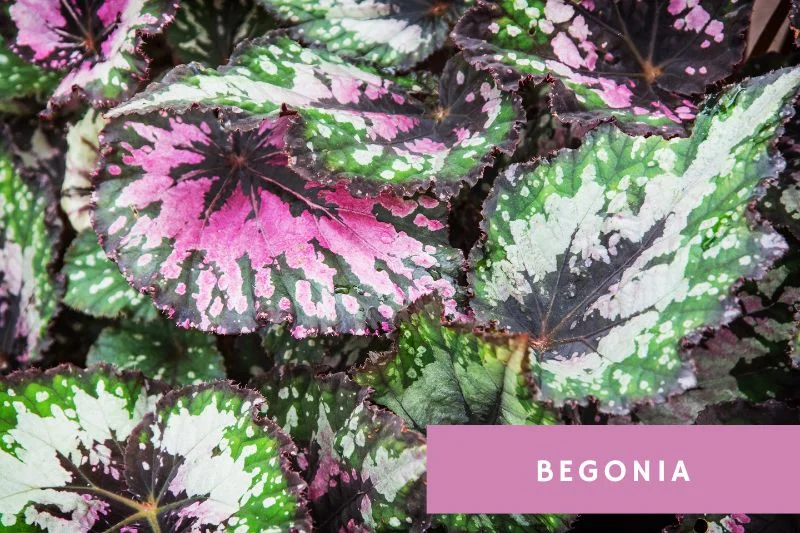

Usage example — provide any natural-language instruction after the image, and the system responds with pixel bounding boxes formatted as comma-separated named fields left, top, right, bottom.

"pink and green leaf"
left=7, top=0, right=178, bottom=109
left=94, top=109, right=461, bottom=336
left=453, top=0, right=753, bottom=136
left=108, top=34, right=523, bottom=196
left=0, top=33, right=60, bottom=114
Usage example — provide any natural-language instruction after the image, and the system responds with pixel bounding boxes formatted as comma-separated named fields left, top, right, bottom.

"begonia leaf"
left=254, top=366, right=428, bottom=532
left=634, top=254, right=800, bottom=424
left=6, top=0, right=178, bottom=109
left=167, top=0, right=275, bottom=67
left=107, top=34, right=522, bottom=196
left=62, top=109, right=105, bottom=233
left=259, top=0, right=471, bottom=70
left=0, top=365, right=312, bottom=531
left=127, top=382, right=310, bottom=532
left=355, top=297, right=557, bottom=429
left=0, top=365, right=166, bottom=530
left=469, top=68, right=800, bottom=413
left=0, top=143, right=62, bottom=364
left=63, top=230, right=159, bottom=322
left=94, top=110, right=461, bottom=336
left=86, top=319, right=226, bottom=386
left=453, top=0, right=753, bottom=135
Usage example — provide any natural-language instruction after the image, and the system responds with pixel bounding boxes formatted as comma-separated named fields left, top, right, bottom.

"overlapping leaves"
left=260, top=0, right=472, bottom=70
left=453, top=0, right=753, bottom=135
left=356, top=297, right=557, bottom=429
left=167, top=0, right=275, bottom=67
left=254, top=366, right=427, bottom=532
left=0, top=365, right=310, bottom=531
left=470, top=68, right=800, bottom=412
left=95, top=109, right=461, bottom=337
left=108, top=34, right=522, bottom=196
left=5, top=0, right=178, bottom=110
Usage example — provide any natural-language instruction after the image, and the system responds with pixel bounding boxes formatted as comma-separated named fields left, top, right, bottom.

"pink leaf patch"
left=7, top=0, right=177, bottom=110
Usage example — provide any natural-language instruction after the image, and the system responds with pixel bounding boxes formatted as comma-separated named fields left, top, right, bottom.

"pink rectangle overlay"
left=427, top=425, right=800, bottom=514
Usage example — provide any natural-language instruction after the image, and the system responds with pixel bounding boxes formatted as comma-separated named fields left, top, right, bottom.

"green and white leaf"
left=63, top=230, right=158, bottom=321
left=261, top=324, right=390, bottom=369
left=128, top=382, right=311, bottom=532
left=0, top=147, right=61, bottom=363
left=470, top=68, right=800, bottom=413
left=355, top=297, right=557, bottom=429
left=259, top=0, right=471, bottom=70
left=86, top=318, right=225, bottom=386
left=0, top=365, right=165, bottom=530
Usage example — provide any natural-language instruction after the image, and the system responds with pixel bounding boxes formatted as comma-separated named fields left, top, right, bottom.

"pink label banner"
left=427, top=425, right=800, bottom=514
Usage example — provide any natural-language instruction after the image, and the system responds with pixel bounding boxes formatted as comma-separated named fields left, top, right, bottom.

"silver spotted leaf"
left=0, top=142, right=62, bottom=364
left=86, top=318, right=226, bottom=386
left=634, top=253, right=800, bottom=424
left=62, top=109, right=105, bottom=233
left=259, top=0, right=471, bottom=70
left=107, top=34, right=522, bottom=197
left=63, top=228, right=159, bottom=322
left=254, top=366, right=428, bottom=532
left=453, top=0, right=753, bottom=136
left=0, top=365, right=167, bottom=531
left=0, top=366, right=312, bottom=532
left=355, top=297, right=558, bottom=430
left=126, top=382, right=311, bottom=532
left=94, top=109, right=461, bottom=336
left=167, top=0, right=275, bottom=67
left=6, top=0, right=177, bottom=110
left=470, top=68, right=800, bottom=413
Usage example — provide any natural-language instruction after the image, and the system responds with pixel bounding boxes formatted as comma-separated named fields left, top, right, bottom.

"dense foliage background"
left=1, top=0, right=800, bottom=532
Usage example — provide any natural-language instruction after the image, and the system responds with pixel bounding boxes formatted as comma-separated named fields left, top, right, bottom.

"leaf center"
left=429, top=1, right=450, bottom=17
left=432, top=106, right=449, bottom=122
left=641, top=58, right=663, bottom=84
